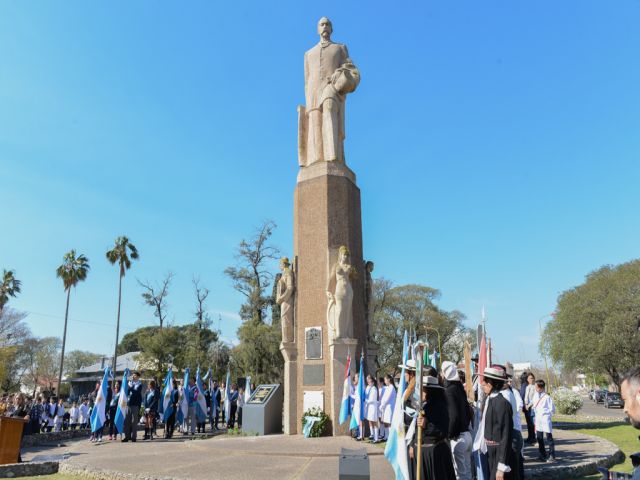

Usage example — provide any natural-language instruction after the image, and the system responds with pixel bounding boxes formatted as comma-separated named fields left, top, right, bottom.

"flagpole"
left=416, top=343, right=424, bottom=480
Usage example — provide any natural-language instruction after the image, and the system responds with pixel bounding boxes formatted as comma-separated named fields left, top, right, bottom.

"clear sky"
left=1, top=1, right=639, bottom=367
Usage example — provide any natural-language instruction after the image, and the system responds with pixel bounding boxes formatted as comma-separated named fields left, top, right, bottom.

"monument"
left=280, top=17, right=371, bottom=436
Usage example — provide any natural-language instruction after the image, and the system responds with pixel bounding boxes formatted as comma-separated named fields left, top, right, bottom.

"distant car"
left=604, top=392, right=624, bottom=409
left=595, top=390, right=608, bottom=404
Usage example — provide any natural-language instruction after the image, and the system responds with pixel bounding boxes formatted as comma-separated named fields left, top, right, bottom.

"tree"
left=0, top=308, right=33, bottom=392
left=0, top=269, right=21, bottom=313
left=55, top=249, right=90, bottom=393
left=22, top=337, right=61, bottom=397
left=224, top=221, right=283, bottom=383
left=118, top=326, right=158, bottom=354
left=543, top=259, right=640, bottom=390
left=106, top=236, right=139, bottom=374
left=183, top=278, right=216, bottom=369
left=138, top=272, right=173, bottom=329
left=371, top=282, right=469, bottom=375
left=64, top=350, right=103, bottom=377
left=224, top=220, right=280, bottom=323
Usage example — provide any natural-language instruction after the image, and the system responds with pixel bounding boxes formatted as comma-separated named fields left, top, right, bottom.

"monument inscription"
left=305, top=326, right=323, bottom=359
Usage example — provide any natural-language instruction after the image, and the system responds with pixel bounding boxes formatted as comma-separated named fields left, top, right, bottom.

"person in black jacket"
left=442, top=361, right=473, bottom=480
left=143, top=379, right=158, bottom=440
left=123, top=371, right=143, bottom=442
left=477, top=366, right=515, bottom=480
left=412, top=375, right=456, bottom=480
left=211, top=380, right=221, bottom=431
left=165, top=379, right=179, bottom=438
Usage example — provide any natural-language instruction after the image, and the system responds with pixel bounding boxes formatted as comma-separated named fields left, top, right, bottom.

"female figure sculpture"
left=276, top=257, right=295, bottom=343
left=326, top=245, right=356, bottom=340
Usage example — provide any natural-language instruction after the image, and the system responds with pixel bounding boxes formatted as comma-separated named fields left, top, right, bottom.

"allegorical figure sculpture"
left=327, top=246, right=356, bottom=340
left=364, top=260, right=374, bottom=342
left=276, top=257, right=295, bottom=343
left=298, top=17, right=360, bottom=167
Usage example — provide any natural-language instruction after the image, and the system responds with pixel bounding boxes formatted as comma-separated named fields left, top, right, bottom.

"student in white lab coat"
left=54, top=398, right=66, bottom=432
left=364, top=374, right=380, bottom=443
left=533, top=379, right=556, bottom=462
left=378, top=374, right=396, bottom=441
left=79, top=399, right=90, bottom=430
left=69, top=402, right=80, bottom=430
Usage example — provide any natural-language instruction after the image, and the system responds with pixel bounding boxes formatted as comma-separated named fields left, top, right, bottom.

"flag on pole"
left=224, top=369, right=231, bottom=422
left=478, top=329, right=487, bottom=383
left=349, top=352, right=365, bottom=431
left=90, top=367, right=110, bottom=433
left=338, top=351, right=352, bottom=425
left=244, top=376, right=252, bottom=403
left=177, top=367, right=190, bottom=425
left=161, top=367, right=175, bottom=423
left=384, top=331, right=410, bottom=479
left=113, top=368, right=130, bottom=434
left=195, top=367, right=208, bottom=422
left=464, top=341, right=474, bottom=402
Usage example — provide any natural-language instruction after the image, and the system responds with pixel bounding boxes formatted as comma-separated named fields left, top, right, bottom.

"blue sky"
left=1, top=1, right=639, bottom=366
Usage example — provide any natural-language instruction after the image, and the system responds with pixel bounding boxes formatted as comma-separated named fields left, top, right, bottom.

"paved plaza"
left=19, top=426, right=621, bottom=480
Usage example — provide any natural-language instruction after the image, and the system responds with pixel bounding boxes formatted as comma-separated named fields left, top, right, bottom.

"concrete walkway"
left=20, top=427, right=621, bottom=480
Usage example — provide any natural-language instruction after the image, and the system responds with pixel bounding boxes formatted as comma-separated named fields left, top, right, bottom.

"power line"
left=23, top=310, right=139, bottom=329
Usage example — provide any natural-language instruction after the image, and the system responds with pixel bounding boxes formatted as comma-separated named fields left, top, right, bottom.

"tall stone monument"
left=280, top=17, right=368, bottom=436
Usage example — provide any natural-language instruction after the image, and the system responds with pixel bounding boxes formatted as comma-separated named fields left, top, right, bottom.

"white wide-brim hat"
left=441, top=361, right=460, bottom=382
left=398, top=359, right=417, bottom=372
left=483, top=366, right=507, bottom=382
left=421, top=375, right=444, bottom=389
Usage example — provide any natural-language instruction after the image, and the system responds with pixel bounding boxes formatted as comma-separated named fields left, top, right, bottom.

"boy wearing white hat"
left=442, top=361, right=473, bottom=480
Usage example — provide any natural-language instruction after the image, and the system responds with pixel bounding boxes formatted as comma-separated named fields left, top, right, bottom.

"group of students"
left=350, top=359, right=555, bottom=480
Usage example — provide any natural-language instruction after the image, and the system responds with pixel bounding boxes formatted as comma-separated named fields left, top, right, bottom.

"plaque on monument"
left=305, top=326, right=322, bottom=359
left=303, top=364, right=325, bottom=385
left=303, top=390, right=324, bottom=412
left=247, top=385, right=278, bottom=405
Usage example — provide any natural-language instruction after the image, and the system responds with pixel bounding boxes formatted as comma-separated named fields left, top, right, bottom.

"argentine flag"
left=90, top=367, right=110, bottom=433
left=177, top=367, right=190, bottom=425
left=349, top=352, right=365, bottom=431
left=224, top=369, right=231, bottom=422
left=161, top=368, right=174, bottom=423
left=244, top=376, right=252, bottom=403
left=195, top=367, right=208, bottom=422
left=384, top=331, right=410, bottom=480
left=338, top=351, right=352, bottom=425
left=113, top=368, right=130, bottom=434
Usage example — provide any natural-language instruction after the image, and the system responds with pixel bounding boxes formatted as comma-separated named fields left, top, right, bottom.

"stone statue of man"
left=364, top=260, right=374, bottom=342
left=276, top=257, right=295, bottom=343
left=299, top=17, right=360, bottom=167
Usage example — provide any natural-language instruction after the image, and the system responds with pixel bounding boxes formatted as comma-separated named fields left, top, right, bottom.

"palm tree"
left=56, top=250, right=90, bottom=393
left=0, top=269, right=22, bottom=313
left=106, top=236, right=139, bottom=373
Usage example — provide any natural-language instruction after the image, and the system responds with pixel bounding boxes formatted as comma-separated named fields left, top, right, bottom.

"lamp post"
left=539, top=313, right=554, bottom=391
left=424, top=326, right=442, bottom=370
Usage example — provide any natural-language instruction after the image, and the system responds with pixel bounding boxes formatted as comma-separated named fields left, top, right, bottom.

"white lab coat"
left=378, top=385, right=395, bottom=424
left=79, top=404, right=90, bottom=426
left=533, top=392, right=554, bottom=433
left=364, top=385, right=379, bottom=422
left=54, top=404, right=65, bottom=431
left=69, top=406, right=80, bottom=424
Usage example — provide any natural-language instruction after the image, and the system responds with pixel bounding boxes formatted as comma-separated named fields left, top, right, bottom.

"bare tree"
left=138, top=272, right=173, bottom=329
left=193, top=276, right=210, bottom=327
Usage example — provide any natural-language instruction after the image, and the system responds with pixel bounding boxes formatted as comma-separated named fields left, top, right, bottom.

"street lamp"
left=424, top=326, right=442, bottom=370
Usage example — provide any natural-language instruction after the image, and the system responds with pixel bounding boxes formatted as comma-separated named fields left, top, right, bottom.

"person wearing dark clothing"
left=123, top=371, right=143, bottom=442
left=442, top=361, right=472, bottom=480
left=211, top=381, right=221, bottom=430
left=522, top=372, right=536, bottom=444
left=478, top=367, right=516, bottom=480
left=227, top=384, right=239, bottom=429
left=28, top=399, right=43, bottom=436
left=165, top=380, right=179, bottom=438
left=109, top=382, right=120, bottom=440
left=9, top=393, right=30, bottom=462
left=143, top=380, right=159, bottom=440
left=411, top=375, right=456, bottom=480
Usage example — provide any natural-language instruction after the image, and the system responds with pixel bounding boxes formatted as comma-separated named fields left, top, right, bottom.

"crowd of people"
left=346, top=359, right=555, bottom=480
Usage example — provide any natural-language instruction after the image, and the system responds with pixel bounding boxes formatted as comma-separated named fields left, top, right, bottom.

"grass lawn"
left=556, top=417, right=639, bottom=480
left=18, top=475, right=83, bottom=480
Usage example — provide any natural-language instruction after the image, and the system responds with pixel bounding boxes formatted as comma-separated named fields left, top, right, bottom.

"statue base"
left=280, top=342, right=298, bottom=435
left=329, top=338, right=359, bottom=436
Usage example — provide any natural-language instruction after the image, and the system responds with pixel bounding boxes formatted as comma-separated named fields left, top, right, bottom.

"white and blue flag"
left=177, top=367, right=190, bottom=425
left=384, top=331, right=410, bottom=480
left=195, top=367, right=208, bottom=422
left=113, top=368, right=130, bottom=434
left=244, top=376, right=252, bottom=403
left=349, top=352, right=365, bottom=431
left=90, top=367, right=110, bottom=433
left=161, top=368, right=174, bottom=423
left=338, top=351, right=352, bottom=425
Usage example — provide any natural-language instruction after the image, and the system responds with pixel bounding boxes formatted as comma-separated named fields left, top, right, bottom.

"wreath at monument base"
left=301, top=406, right=329, bottom=437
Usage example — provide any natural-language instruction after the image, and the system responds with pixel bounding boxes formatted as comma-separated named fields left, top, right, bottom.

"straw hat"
left=398, top=359, right=417, bottom=372
left=421, top=375, right=444, bottom=389
left=441, top=361, right=460, bottom=382
left=483, top=366, right=507, bottom=381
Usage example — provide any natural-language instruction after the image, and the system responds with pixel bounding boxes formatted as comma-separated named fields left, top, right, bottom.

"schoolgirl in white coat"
left=533, top=380, right=556, bottom=461
left=378, top=374, right=396, bottom=441
left=364, top=374, right=380, bottom=443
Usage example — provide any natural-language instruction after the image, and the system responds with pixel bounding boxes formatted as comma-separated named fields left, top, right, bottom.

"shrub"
left=301, top=406, right=329, bottom=437
left=551, top=388, right=583, bottom=415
